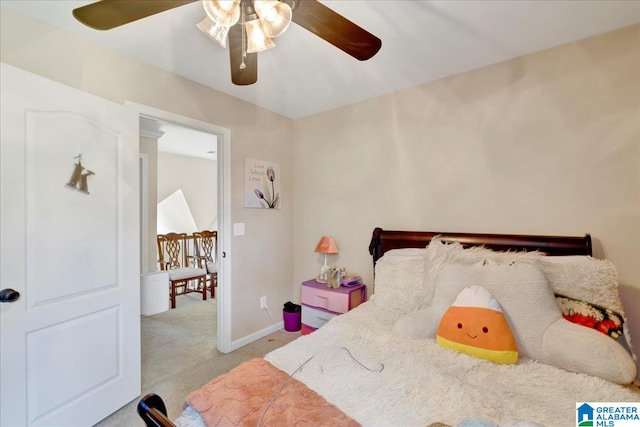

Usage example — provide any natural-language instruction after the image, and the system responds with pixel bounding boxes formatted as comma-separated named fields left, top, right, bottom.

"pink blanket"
left=185, top=358, right=360, bottom=426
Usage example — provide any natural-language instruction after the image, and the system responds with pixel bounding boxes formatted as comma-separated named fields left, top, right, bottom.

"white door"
left=0, top=63, right=140, bottom=426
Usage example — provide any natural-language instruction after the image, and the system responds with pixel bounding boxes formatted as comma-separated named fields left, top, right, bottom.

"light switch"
left=233, top=223, right=245, bottom=236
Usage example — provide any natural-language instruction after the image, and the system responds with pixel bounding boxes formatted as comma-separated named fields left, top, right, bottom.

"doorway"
left=142, top=117, right=217, bottom=257
left=128, top=101, right=233, bottom=353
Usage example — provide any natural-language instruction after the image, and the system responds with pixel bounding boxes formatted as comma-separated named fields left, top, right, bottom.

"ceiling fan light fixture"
left=73, top=0, right=382, bottom=87
left=202, top=0, right=241, bottom=27
left=196, top=17, right=230, bottom=48
left=245, top=19, right=275, bottom=53
left=253, top=0, right=292, bottom=37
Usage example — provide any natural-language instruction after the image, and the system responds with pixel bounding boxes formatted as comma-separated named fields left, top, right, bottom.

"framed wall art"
left=244, top=157, right=281, bottom=209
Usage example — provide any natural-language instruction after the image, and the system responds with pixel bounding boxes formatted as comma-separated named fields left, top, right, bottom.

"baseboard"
left=229, top=321, right=284, bottom=352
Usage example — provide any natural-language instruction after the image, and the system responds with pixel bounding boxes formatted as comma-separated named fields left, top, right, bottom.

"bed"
left=138, top=228, right=639, bottom=427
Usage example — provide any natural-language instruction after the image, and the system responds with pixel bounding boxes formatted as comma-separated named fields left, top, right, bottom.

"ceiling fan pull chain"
left=240, top=0, right=247, bottom=70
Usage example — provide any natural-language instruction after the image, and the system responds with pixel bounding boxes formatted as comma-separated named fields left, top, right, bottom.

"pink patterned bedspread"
left=184, top=358, right=360, bottom=426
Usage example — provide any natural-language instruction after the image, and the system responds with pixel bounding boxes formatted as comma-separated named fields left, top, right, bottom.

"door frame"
left=127, top=102, right=233, bottom=353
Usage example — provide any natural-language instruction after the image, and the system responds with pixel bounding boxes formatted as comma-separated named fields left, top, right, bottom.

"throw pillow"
left=371, top=248, right=428, bottom=313
left=436, top=285, right=518, bottom=364
left=540, top=256, right=625, bottom=317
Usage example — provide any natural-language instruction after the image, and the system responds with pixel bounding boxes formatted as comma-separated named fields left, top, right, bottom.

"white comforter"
left=264, top=301, right=639, bottom=427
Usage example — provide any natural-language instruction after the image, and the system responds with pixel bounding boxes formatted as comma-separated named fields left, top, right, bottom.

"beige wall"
left=292, top=25, right=640, bottom=370
left=0, top=8, right=294, bottom=341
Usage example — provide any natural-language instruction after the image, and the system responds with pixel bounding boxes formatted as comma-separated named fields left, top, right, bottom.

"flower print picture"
left=244, top=157, right=281, bottom=209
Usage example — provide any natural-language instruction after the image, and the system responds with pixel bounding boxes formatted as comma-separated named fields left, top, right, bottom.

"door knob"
left=0, top=288, right=20, bottom=303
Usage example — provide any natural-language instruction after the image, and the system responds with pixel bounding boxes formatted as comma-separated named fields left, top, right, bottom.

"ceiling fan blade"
left=73, top=0, right=197, bottom=30
left=291, top=0, right=381, bottom=61
left=228, top=24, right=258, bottom=85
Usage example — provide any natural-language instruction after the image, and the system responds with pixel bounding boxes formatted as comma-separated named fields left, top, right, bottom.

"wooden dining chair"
left=192, top=230, right=218, bottom=298
left=157, top=232, right=207, bottom=308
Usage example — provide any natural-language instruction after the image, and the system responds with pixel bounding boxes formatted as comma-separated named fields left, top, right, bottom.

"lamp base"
left=317, top=263, right=330, bottom=283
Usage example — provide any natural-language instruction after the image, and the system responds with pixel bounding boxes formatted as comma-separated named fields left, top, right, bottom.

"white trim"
left=139, top=153, right=149, bottom=273
left=139, top=128, right=165, bottom=139
left=216, top=122, right=233, bottom=353
left=125, top=101, right=233, bottom=353
left=230, top=322, right=285, bottom=352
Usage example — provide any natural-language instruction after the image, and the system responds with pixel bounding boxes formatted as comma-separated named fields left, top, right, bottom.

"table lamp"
left=315, top=236, right=338, bottom=283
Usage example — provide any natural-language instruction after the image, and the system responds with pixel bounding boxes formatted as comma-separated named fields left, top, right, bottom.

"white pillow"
left=371, top=248, right=427, bottom=313
left=375, top=248, right=427, bottom=264
left=538, top=256, right=624, bottom=315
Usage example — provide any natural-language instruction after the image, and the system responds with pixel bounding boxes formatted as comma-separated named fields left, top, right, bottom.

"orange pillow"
left=436, top=286, right=518, bottom=364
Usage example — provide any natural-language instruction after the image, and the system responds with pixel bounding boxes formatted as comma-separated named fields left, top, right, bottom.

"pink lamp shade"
left=315, top=236, right=339, bottom=254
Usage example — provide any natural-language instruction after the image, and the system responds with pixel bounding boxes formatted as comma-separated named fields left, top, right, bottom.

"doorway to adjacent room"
left=131, top=102, right=233, bottom=354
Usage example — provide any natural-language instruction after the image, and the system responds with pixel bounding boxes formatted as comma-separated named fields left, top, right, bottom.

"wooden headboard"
left=368, top=227, right=592, bottom=266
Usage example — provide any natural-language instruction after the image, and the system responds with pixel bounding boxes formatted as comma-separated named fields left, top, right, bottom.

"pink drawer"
left=301, top=279, right=365, bottom=314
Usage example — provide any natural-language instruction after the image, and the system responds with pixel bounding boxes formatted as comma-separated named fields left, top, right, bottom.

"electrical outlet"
left=260, top=296, right=267, bottom=309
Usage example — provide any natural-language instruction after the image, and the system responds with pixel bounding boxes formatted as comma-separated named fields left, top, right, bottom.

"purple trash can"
left=283, top=301, right=301, bottom=332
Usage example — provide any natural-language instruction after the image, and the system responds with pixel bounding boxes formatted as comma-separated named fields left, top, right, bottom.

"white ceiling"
left=140, top=116, right=218, bottom=160
left=2, top=1, right=639, bottom=121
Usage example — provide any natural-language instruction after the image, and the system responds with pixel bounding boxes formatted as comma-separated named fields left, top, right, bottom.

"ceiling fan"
left=72, top=0, right=382, bottom=86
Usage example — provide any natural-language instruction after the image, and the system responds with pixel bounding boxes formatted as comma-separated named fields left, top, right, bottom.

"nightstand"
left=300, top=279, right=366, bottom=335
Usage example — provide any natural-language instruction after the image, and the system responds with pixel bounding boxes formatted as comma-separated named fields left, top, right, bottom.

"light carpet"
left=94, top=294, right=299, bottom=426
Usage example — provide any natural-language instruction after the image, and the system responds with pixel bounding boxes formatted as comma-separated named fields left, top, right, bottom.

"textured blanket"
left=265, top=302, right=640, bottom=427
left=184, top=358, right=360, bottom=426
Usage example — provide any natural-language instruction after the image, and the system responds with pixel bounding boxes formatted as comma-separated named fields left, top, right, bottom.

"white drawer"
left=301, top=305, right=337, bottom=329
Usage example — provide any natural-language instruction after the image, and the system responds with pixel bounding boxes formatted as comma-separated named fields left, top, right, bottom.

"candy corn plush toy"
left=436, top=285, right=518, bottom=364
